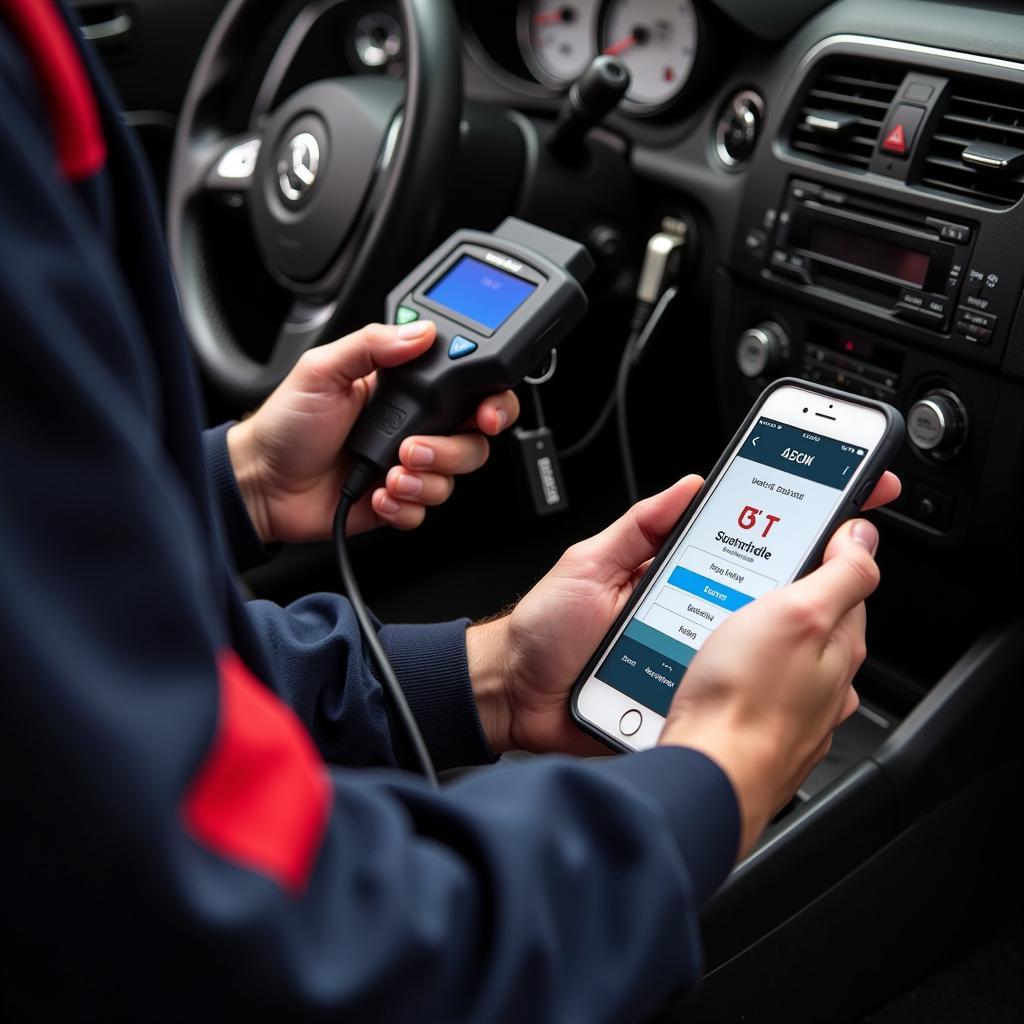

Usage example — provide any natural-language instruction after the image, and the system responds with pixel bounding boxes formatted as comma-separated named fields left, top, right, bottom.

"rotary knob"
left=907, top=389, right=968, bottom=455
left=736, top=321, right=789, bottom=379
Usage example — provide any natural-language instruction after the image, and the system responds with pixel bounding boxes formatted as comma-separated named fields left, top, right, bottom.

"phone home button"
left=619, top=709, right=643, bottom=737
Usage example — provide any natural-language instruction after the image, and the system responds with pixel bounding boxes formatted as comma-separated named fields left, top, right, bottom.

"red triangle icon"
left=882, top=123, right=907, bottom=155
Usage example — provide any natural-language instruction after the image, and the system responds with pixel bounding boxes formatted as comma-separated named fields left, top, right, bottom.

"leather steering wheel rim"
left=167, top=0, right=462, bottom=403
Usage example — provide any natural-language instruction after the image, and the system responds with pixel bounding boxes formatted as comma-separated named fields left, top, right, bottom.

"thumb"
left=300, top=320, right=436, bottom=386
left=577, top=475, right=703, bottom=581
left=788, top=518, right=881, bottom=630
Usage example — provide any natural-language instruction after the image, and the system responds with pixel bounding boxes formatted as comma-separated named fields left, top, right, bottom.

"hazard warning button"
left=879, top=104, right=926, bottom=158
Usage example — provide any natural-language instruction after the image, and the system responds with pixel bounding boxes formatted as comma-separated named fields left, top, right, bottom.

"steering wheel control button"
left=448, top=336, right=478, bottom=360
left=880, top=104, right=926, bottom=157
left=396, top=306, right=419, bottom=325
left=619, top=709, right=643, bottom=737
left=215, top=138, right=261, bottom=183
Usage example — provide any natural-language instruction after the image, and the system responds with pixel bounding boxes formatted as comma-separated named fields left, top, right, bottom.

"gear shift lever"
left=548, top=55, right=631, bottom=164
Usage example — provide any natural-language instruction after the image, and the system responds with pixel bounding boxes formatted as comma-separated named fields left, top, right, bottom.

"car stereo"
left=767, top=179, right=1000, bottom=346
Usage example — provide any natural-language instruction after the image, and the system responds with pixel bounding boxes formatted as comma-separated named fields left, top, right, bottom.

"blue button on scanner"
left=448, top=336, right=478, bottom=360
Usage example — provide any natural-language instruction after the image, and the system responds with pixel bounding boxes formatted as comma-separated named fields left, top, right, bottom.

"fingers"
left=370, top=489, right=427, bottom=531
left=301, top=321, right=436, bottom=386
left=837, top=686, right=860, bottom=725
left=787, top=518, right=881, bottom=632
left=398, top=433, right=490, bottom=476
left=384, top=466, right=454, bottom=506
left=472, top=391, right=520, bottom=436
left=859, top=471, right=901, bottom=511
left=576, top=476, right=704, bottom=579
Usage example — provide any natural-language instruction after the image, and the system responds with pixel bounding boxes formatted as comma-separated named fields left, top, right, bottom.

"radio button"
left=862, top=364, right=899, bottom=389
left=769, top=248, right=810, bottom=282
left=820, top=189, right=847, bottom=205
left=955, top=306, right=996, bottom=345
left=896, top=288, right=925, bottom=310
left=965, top=268, right=986, bottom=295
left=926, top=218, right=972, bottom=245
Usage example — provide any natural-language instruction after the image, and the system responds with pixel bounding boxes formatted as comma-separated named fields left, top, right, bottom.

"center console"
left=719, top=37, right=1024, bottom=589
left=673, top=27, right=1024, bottom=1023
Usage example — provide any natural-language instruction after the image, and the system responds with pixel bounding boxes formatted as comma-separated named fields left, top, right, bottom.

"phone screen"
left=593, top=415, right=874, bottom=718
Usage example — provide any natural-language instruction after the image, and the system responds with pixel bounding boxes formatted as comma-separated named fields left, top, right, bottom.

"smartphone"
left=570, top=379, right=905, bottom=752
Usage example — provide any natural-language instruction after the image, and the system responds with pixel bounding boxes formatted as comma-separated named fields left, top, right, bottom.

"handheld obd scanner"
left=342, top=217, right=593, bottom=501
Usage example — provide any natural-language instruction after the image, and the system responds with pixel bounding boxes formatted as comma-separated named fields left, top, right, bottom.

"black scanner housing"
left=345, top=218, right=593, bottom=482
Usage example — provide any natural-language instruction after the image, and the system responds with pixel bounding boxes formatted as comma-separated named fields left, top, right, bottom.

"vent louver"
left=921, top=78, right=1024, bottom=208
left=791, top=57, right=903, bottom=170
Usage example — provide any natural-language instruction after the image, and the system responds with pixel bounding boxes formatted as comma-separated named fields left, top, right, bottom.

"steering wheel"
left=167, top=0, right=461, bottom=403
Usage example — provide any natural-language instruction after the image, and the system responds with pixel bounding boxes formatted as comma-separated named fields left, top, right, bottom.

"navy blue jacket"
left=0, top=4, right=739, bottom=1021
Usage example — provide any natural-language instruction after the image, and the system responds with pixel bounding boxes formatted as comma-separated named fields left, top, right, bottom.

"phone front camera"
left=803, top=407, right=808, bottom=413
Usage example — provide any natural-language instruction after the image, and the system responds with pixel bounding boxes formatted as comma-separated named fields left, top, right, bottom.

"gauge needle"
left=603, top=33, right=636, bottom=56
left=533, top=8, right=570, bottom=25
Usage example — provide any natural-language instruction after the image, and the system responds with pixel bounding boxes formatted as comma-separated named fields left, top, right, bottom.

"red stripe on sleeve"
left=183, top=650, right=332, bottom=896
left=2, top=0, right=107, bottom=179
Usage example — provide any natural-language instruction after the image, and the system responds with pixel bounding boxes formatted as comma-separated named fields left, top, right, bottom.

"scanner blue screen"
left=426, top=256, right=536, bottom=330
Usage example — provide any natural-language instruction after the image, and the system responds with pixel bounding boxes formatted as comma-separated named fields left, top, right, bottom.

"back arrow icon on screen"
left=752, top=436, right=760, bottom=446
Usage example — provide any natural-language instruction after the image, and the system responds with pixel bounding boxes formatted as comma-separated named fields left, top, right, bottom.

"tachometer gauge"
left=519, top=0, right=602, bottom=89
left=600, top=0, right=699, bottom=113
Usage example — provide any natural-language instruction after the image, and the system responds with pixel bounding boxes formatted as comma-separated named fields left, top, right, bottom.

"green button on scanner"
left=396, top=306, right=419, bottom=325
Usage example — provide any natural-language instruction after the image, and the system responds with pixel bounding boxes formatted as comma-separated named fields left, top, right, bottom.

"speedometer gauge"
left=520, top=0, right=601, bottom=88
left=601, top=0, right=699, bottom=113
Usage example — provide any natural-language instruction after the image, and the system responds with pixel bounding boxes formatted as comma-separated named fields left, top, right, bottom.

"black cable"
left=616, top=287, right=678, bottom=506
left=528, top=381, right=547, bottom=429
left=558, top=337, right=636, bottom=458
left=334, top=491, right=439, bottom=787
left=559, top=301, right=650, bottom=459
left=616, top=332, right=641, bottom=507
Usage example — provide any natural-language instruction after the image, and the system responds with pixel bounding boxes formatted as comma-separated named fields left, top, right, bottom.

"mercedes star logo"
left=278, top=132, right=320, bottom=203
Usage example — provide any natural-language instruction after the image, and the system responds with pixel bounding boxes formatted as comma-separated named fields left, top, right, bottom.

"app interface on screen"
left=595, top=417, right=870, bottom=716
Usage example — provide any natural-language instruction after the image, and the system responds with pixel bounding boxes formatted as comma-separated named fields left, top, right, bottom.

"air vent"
left=791, top=57, right=903, bottom=170
left=921, top=78, right=1024, bottom=208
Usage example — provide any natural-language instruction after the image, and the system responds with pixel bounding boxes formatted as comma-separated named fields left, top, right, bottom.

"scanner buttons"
left=396, top=306, right=419, bottom=325
left=448, top=336, right=478, bottom=359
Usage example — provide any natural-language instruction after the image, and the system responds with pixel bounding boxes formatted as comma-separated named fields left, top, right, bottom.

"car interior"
left=72, top=0, right=1023, bottom=1020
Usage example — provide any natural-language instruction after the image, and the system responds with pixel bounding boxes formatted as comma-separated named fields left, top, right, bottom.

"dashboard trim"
left=796, top=31, right=1024, bottom=78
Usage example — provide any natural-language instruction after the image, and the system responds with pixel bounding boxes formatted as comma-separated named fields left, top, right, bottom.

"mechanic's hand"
left=226, top=321, right=519, bottom=543
left=468, top=471, right=900, bottom=765
left=659, top=519, right=882, bottom=857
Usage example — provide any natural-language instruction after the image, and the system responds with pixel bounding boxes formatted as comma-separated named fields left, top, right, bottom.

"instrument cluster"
left=517, top=0, right=702, bottom=115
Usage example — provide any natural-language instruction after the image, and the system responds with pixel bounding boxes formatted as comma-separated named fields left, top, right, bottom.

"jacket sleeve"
left=203, top=421, right=275, bottom=573
left=0, top=26, right=739, bottom=1024
left=248, top=596, right=498, bottom=771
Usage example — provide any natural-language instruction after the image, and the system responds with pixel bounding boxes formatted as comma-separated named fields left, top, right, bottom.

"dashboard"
left=88, top=0, right=1024, bottom=684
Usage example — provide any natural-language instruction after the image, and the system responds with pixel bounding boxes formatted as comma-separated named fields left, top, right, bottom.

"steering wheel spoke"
left=205, top=136, right=262, bottom=194
left=271, top=298, right=339, bottom=370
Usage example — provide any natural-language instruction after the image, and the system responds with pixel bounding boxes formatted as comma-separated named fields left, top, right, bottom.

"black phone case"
left=569, top=377, right=906, bottom=753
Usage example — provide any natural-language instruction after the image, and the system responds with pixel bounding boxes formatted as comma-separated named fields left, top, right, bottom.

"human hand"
left=659, top=516, right=886, bottom=857
left=468, top=472, right=899, bottom=765
left=226, top=321, right=520, bottom=543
